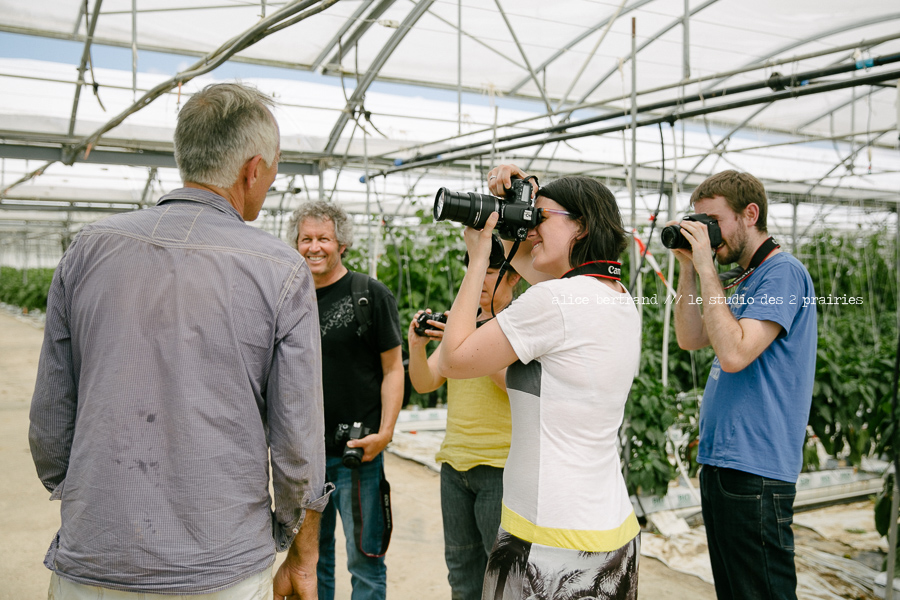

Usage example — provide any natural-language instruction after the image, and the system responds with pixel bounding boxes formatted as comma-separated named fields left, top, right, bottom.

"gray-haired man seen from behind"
left=29, top=82, right=331, bottom=600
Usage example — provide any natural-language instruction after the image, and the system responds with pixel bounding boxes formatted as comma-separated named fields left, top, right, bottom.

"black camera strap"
left=350, top=466, right=393, bottom=558
left=562, top=260, right=623, bottom=281
left=490, top=239, right=521, bottom=318
left=719, top=236, right=780, bottom=290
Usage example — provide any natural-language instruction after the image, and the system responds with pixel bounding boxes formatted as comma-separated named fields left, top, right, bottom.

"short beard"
left=716, top=226, right=748, bottom=265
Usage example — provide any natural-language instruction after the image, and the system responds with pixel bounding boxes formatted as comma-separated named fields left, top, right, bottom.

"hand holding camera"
left=333, top=422, right=374, bottom=469
left=661, top=214, right=722, bottom=250
left=413, top=310, right=448, bottom=337
left=487, top=164, right=530, bottom=196
left=663, top=213, right=723, bottom=276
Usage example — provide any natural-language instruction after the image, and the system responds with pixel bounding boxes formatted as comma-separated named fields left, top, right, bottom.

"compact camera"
left=660, top=214, right=723, bottom=250
left=333, top=422, right=372, bottom=469
left=433, top=177, right=539, bottom=241
left=414, top=311, right=447, bottom=337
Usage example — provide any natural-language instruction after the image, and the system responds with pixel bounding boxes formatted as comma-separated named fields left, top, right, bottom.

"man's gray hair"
left=174, top=83, right=279, bottom=189
left=287, top=200, right=354, bottom=250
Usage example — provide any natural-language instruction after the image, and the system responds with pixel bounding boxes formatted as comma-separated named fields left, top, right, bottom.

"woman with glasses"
left=438, top=164, right=641, bottom=600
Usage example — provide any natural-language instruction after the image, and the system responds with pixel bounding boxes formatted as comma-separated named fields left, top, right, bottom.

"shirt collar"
left=157, top=187, right=243, bottom=221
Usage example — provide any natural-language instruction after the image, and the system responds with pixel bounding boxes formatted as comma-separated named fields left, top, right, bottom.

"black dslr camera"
left=433, top=176, right=539, bottom=241
left=414, top=311, right=447, bottom=337
left=660, top=214, right=723, bottom=250
left=333, top=422, right=372, bottom=469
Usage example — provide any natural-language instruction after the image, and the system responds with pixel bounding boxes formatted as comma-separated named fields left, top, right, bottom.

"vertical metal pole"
left=131, top=0, right=138, bottom=102
left=490, top=104, right=498, bottom=169
left=318, top=161, right=325, bottom=201
left=630, top=18, right=638, bottom=289
left=457, top=0, right=462, bottom=136
left=662, top=127, right=678, bottom=387
left=848, top=65, right=858, bottom=172
left=791, top=197, right=798, bottom=254
left=892, top=207, right=900, bottom=600
left=682, top=0, right=690, bottom=80
left=661, top=187, right=674, bottom=388
left=21, top=232, right=27, bottom=285
left=364, top=119, right=376, bottom=278
left=887, top=467, right=899, bottom=600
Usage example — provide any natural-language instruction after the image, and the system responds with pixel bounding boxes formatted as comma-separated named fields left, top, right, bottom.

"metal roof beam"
left=0, top=143, right=318, bottom=175
left=318, top=0, right=394, bottom=72
left=423, top=6, right=525, bottom=72
left=493, top=0, right=552, bottom=114
left=324, top=0, right=436, bottom=154
left=0, top=0, right=333, bottom=199
left=0, top=200, right=136, bottom=214
left=507, top=0, right=658, bottom=95
left=804, top=129, right=895, bottom=196
left=72, top=0, right=87, bottom=35
left=795, top=85, right=884, bottom=132
left=699, top=13, right=900, bottom=94
left=67, top=0, right=104, bottom=138
left=570, top=0, right=718, bottom=110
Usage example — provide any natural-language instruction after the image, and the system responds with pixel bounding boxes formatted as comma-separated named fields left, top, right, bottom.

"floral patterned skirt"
left=481, top=527, right=640, bottom=600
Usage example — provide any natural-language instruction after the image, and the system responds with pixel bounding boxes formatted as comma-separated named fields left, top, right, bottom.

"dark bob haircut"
left=538, top=176, right=627, bottom=267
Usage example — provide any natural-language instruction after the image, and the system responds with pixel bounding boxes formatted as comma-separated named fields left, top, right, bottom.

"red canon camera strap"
left=562, top=260, right=623, bottom=281
left=350, top=467, right=392, bottom=558
left=719, top=236, right=780, bottom=290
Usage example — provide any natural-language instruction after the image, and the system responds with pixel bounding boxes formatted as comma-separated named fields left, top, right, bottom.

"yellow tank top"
left=435, top=376, right=512, bottom=471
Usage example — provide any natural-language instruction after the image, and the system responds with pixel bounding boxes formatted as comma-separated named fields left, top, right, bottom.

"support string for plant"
left=630, top=121, right=668, bottom=290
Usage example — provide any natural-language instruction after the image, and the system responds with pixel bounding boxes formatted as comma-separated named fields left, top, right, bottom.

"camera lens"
left=342, top=446, right=363, bottom=469
left=660, top=224, right=690, bottom=249
left=433, top=188, right=501, bottom=230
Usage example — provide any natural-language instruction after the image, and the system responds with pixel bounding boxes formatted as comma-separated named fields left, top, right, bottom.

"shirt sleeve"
left=29, top=237, right=79, bottom=496
left=496, top=283, right=565, bottom=365
left=267, top=260, right=332, bottom=552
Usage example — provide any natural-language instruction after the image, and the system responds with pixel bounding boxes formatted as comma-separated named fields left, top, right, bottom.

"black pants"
left=700, top=466, right=798, bottom=600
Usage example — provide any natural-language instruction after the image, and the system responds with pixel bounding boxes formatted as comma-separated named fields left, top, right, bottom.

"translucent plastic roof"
left=1, top=0, right=899, bottom=261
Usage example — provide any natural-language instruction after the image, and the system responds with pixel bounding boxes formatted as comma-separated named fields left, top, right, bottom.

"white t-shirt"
left=496, top=275, right=641, bottom=551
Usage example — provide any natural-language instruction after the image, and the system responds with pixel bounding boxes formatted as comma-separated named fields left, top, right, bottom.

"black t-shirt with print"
left=316, top=270, right=402, bottom=455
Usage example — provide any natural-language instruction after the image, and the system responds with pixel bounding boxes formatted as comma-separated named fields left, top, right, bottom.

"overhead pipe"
left=395, top=51, right=900, bottom=166
left=375, top=30, right=900, bottom=163
left=370, top=66, right=900, bottom=179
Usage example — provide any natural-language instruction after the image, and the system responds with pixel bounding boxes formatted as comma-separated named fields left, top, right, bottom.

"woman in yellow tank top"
left=407, top=236, right=520, bottom=600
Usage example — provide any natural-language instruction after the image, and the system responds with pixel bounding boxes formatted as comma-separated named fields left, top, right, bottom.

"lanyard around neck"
left=719, top=237, right=780, bottom=290
left=562, top=260, right=623, bottom=281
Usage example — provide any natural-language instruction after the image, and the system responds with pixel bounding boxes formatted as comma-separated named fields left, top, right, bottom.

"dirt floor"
left=0, top=310, right=719, bottom=599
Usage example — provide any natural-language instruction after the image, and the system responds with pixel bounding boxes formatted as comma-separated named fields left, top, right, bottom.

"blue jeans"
left=700, top=466, right=798, bottom=600
left=317, top=454, right=387, bottom=600
left=440, top=464, right=504, bottom=600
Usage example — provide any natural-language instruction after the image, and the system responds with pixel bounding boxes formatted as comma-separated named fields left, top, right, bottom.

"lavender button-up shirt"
left=29, top=187, right=330, bottom=594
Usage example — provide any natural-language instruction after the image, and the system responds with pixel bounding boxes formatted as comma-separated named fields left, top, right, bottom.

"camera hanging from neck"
left=719, top=236, right=780, bottom=290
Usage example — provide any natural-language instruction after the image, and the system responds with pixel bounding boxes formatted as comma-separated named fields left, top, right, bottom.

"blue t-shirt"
left=697, top=252, right=817, bottom=482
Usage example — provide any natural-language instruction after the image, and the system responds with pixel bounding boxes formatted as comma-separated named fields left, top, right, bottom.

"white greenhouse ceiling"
left=0, top=0, right=899, bottom=261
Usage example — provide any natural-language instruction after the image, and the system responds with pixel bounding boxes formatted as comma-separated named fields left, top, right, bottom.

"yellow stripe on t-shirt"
left=500, top=503, right=640, bottom=552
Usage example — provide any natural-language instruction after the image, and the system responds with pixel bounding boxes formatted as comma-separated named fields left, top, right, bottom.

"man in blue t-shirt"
left=671, top=171, right=817, bottom=600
